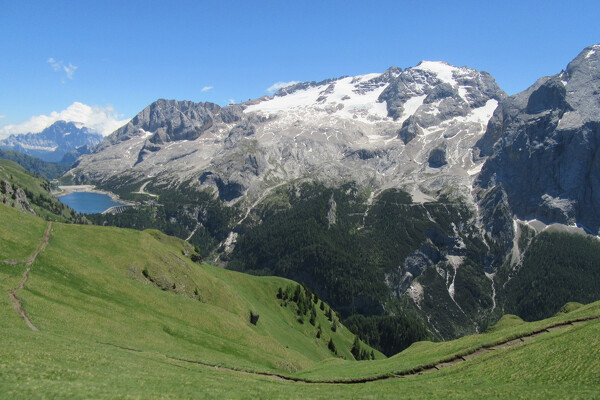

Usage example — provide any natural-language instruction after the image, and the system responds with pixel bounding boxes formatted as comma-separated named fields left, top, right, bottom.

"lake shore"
left=54, top=185, right=137, bottom=206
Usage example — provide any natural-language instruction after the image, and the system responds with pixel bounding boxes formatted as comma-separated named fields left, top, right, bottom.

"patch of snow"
left=586, top=48, right=597, bottom=59
left=139, top=129, right=153, bottom=139
left=244, top=74, right=389, bottom=124
left=415, top=61, right=458, bottom=87
left=398, top=95, right=427, bottom=124
left=245, top=85, right=324, bottom=113
left=356, top=72, right=382, bottom=81
left=19, top=144, right=58, bottom=152
left=464, top=99, right=498, bottom=124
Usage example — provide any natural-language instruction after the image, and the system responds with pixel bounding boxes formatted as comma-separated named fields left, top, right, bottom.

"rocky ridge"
left=70, top=62, right=505, bottom=204
left=476, top=44, right=600, bottom=240
left=0, top=120, right=103, bottom=163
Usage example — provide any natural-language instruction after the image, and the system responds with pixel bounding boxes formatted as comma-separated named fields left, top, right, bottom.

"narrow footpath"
left=101, top=315, right=599, bottom=384
left=7, top=222, right=52, bottom=332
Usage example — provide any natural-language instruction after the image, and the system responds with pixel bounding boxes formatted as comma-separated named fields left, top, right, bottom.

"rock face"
left=476, top=44, right=600, bottom=235
left=0, top=180, right=35, bottom=214
left=0, top=121, right=103, bottom=163
left=70, top=62, right=505, bottom=203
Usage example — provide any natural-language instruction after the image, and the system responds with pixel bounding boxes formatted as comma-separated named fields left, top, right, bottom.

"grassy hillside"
left=1, top=202, right=600, bottom=398
left=0, top=149, right=68, bottom=180
left=0, top=203, right=378, bottom=369
left=0, top=159, right=82, bottom=222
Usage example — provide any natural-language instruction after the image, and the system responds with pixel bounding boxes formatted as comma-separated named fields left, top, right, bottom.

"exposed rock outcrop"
left=0, top=180, right=35, bottom=214
left=476, top=44, right=600, bottom=234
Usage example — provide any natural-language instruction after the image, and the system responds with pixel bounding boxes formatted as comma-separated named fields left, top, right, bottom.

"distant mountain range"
left=68, top=44, right=600, bottom=347
left=0, top=120, right=103, bottom=164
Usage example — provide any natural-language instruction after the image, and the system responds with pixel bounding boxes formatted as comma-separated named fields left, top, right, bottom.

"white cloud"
left=0, top=102, right=130, bottom=139
left=48, top=57, right=60, bottom=71
left=201, top=86, right=213, bottom=92
left=266, top=80, right=300, bottom=93
left=0, top=115, right=5, bottom=119
left=228, top=99, right=235, bottom=104
left=48, top=57, right=78, bottom=82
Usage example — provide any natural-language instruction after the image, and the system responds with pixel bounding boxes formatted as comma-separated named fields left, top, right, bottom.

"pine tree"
left=293, top=285, right=301, bottom=302
left=351, top=336, right=360, bottom=359
left=328, top=338, right=337, bottom=354
left=360, top=349, right=367, bottom=361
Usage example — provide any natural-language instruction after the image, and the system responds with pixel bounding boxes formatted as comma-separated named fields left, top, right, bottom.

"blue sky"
left=1, top=0, right=599, bottom=135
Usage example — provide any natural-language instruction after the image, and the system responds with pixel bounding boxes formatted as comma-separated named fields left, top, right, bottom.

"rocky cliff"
left=476, top=44, right=600, bottom=235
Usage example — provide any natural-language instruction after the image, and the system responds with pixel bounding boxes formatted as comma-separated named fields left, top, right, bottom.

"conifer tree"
left=328, top=338, right=337, bottom=354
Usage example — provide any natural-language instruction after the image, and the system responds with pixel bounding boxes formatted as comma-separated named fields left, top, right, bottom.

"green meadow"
left=1, top=190, right=599, bottom=398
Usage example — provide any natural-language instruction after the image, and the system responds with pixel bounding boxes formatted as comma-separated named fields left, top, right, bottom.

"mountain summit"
left=0, top=120, right=103, bottom=163
left=70, top=61, right=505, bottom=203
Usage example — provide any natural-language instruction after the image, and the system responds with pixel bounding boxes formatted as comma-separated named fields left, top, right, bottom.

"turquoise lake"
left=57, top=192, right=125, bottom=214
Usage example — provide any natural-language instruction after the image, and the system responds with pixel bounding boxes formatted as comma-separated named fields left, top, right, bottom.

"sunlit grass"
left=1, top=202, right=599, bottom=398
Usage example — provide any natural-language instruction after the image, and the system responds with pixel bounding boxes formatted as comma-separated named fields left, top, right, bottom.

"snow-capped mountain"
left=0, top=120, right=103, bottom=163
left=70, top=61, right=505, bottom=203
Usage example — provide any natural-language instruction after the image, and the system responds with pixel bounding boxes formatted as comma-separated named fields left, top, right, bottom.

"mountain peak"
left=0, top=120, right=102, bottom=163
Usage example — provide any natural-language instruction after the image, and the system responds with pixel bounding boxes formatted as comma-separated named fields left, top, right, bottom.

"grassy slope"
left=0, top=149, right=68, bottom=180
left=0, top=204, right=373, bottom=370
left=1, top=203, right=599, bottom=398
left=0, top=159, right=75, bottom=221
